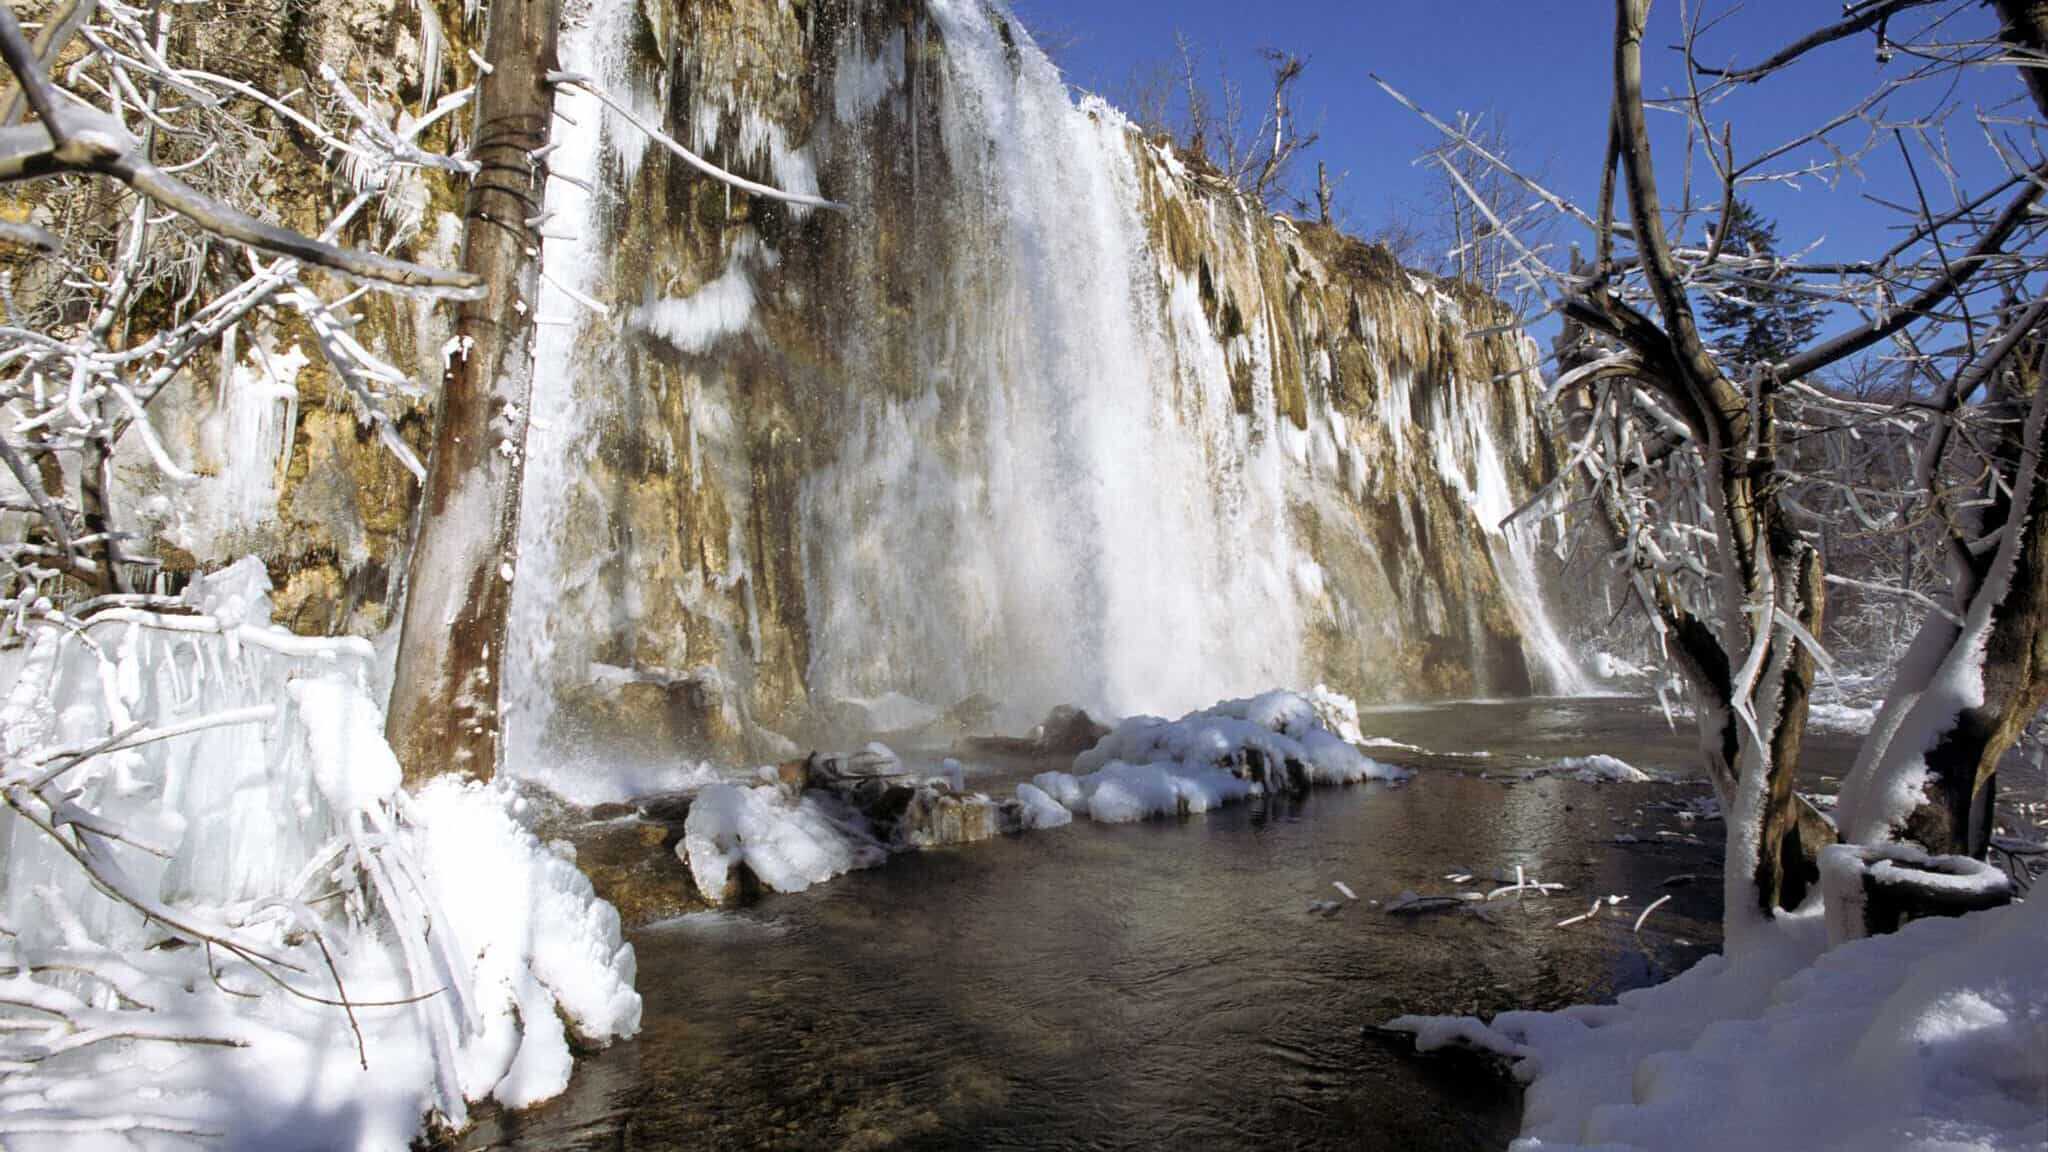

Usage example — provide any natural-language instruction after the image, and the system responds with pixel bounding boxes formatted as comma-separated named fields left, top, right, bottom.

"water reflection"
left=465, top=700, right=1772, bottom=1151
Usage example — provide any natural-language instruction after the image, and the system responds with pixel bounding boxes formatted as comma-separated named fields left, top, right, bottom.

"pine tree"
left=1702, top=200, right=1827, bottom=367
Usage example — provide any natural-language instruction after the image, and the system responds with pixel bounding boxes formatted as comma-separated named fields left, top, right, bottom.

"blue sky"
left=1008, top=1, right=2025, bottom=281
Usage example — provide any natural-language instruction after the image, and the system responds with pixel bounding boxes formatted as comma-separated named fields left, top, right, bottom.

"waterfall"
left=503, top=0, right=654, bottom=778
left=503, top=0, right=1583, bottom=776
left=799, top=0, right=1306, bottom=724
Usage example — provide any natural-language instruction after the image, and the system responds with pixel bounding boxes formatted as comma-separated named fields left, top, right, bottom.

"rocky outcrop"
left=506, top=0, right=1578, bottom=767
left=130, top=0, right=1579, bottom=775
left=69, top=0, right=473, bottom=637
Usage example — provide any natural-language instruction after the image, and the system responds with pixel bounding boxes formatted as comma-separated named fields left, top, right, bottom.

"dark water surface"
left=460, top=699, right=1889, bottom=1152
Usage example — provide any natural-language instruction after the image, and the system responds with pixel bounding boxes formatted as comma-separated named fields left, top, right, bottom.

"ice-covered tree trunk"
left=388, top=0, right=561, bottom=784
left=1841, top=349, right=2048, bottom=856
left=1603, top=0, right=1826, bottom=937
left=1835, top=11, right=2048, bottom=861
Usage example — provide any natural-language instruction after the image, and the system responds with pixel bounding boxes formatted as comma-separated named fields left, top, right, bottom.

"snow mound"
left=1031, top=691, right=1405, bottom=824
left=680, top=783, right=888, bottom=902
left=410, top=778, right=643, bottom=1105
left=1590, top=652, right=1652, bottom=681
left=1307, top=683, right=1368, bottom=745
left=1547, top=755, right=1652, bottom=784
left=0, top=558, right=639, bottom=1148
left=1388, top=899, right=2048, bottom=1152
left=1015, top=781, right=1074, bottom=829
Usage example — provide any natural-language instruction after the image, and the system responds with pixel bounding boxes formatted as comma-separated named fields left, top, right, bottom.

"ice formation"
left=1388, top=899, right=2047, bottom=1151
left=0, top=560, right=639, bottom=1148
left=1027, top=690, right=1407, bottom=824
left=680, top=783, right=888, bottom=901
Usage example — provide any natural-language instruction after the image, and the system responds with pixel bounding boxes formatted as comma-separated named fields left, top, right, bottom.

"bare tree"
left=1175, top=30, right=1213, bottom=159
left=1363, top=201, right=1431, bottom=265
left=386, top=13, right=844, bottom=785
left=0, top=0, right=827, bottom=1134
left=1244, top=48, right=1316, bottom=206
left=1384, top=0, right=2048, bottom=941
left=1413, top=110, right=1554, bottom=296
left=1124, top=33, right=1320, bottom=211
left=0, top=0, right=504, bottom=1135
left=0, top=0, right=480, bottom=616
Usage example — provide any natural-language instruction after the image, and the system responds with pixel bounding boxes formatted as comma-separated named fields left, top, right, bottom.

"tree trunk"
left=1996, top=0, right=2048, bottom=119
left=1754, top=542, right=1825, bottom=912
left=386, top=0, right=560, bottom=784
left=1902, top=346, right=2048, bottom=855
left=1883, top=1, right=2048, bottom=854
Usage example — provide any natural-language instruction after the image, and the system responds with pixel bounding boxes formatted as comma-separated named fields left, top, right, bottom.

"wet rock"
left=1035, top=706, right=1112, bottom=755
left=548, top=814, right=699, bottom=928
left=893, top=785, right=1024, bottom=850
left=958, top=704, right=1113, bottom=758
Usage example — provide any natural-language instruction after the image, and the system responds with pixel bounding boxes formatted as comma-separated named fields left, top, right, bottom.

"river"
left=459, top=696, right=2032, bottom=1150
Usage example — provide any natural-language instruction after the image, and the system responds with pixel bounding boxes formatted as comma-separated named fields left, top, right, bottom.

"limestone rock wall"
left=93, top=0, right=1573, bottom=770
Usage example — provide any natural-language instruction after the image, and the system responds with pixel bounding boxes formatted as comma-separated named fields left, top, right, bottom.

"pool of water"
left=460, top=697, right=2042, bottom=1151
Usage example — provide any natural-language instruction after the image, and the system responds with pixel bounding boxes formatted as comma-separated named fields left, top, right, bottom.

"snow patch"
left=0, top=560, right=639, bottom=1148
left=1389, top=901, right=2047, bottom=1152
left=1544, top=754, right=1652, bottom=784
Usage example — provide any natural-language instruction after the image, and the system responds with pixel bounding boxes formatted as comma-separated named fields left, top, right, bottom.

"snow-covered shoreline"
left=1389, top=896, right=2045, bottom=1151
left=0, top=562, right=640, bottom=1150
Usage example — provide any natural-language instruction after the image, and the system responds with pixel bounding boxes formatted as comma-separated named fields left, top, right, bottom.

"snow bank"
left=409, top=778, right=643, bottom=1107
left=680, top=783, right=887, bottom=902
left=0, top=559, right=639, bottom=1148
left=1389, top=899, right=2047, bottom=1151
left=1544, top=755, right=1652, bottom=784
left=1028, top=691, right=1405, bottom=824
left=1014, top=781, right=1073, bottom=829
left=1808, top=700, right=1879, bottom=733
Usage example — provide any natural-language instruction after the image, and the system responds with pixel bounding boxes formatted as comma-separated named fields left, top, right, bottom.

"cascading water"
left=505, top=0, right=1585, bottom=773
left=503, top=0, right=659, bottom=782
left=799, top=0, right=1306, bottom=723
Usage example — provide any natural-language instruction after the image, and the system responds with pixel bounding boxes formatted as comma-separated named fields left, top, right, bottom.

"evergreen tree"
left=1702, top=199, right=1827, bottom=367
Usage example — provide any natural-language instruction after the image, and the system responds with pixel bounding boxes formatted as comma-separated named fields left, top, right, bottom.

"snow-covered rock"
left=1028, top=690, right=1406, bottom=824
left=1545, top=754, right=1652, bottom=784
left=1015, top=781, right=1074, bottom=829
left=679, top=783, right=887, bottom=905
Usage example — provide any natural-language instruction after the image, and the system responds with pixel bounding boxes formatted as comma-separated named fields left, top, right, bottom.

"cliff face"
left=87, top=0, right=471, bottom=637
left=122, top=0, right=1576, bottom=769
left=500, top=0, right=1578, bottom=766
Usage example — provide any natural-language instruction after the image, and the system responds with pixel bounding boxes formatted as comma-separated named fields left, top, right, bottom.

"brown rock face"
left=148, top=1, right=1578, bottom=776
